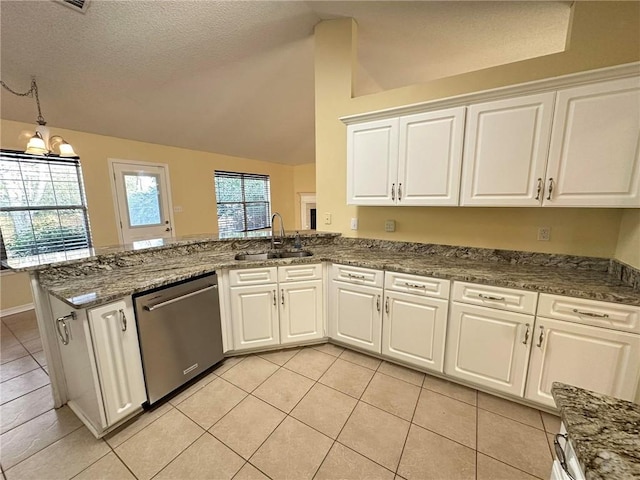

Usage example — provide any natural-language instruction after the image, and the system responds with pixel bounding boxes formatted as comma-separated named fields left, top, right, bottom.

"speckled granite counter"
left=551, top=382, right=640, bottom=480
left=21, top=235, right=640, bottom=309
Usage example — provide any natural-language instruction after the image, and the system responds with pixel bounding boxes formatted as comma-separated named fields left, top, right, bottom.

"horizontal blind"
left=0, top=150, right=92, bottom=259
left=214, top=170, right=271, bottom=235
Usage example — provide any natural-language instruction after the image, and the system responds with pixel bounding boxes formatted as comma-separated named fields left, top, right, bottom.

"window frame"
left=214, top=170, right=271, bottom=235
left=0, top=149, right=93, bottom=264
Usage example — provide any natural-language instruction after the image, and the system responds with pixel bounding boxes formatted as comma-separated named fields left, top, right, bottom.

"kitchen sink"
left=234, top=251, right=313, bottom=261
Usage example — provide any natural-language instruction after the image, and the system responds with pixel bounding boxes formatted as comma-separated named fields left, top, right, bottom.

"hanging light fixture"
left=0, top=77, right=77, bottom=157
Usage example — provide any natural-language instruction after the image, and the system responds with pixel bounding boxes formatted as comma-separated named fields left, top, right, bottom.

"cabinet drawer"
left=385, top=271, right=450, bottom=299
left=331, top=264, right=383, bottom=287
left=452, top=281, right=538, bottom=315
left=278, top=263, right=322, bottom=282
left=229, top=267, right=277, bottom=287
left=537, top=294, right=640, bottom=334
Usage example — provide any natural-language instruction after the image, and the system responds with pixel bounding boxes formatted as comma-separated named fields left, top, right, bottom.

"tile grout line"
left=393, top=368, right=425, bottom=478
left=0, top=385, right=56, bottom=436
left=147, top=429, right=209, bottom=480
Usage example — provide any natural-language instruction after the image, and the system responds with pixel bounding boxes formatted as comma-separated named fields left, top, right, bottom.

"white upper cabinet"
left=347, top=118, right=399, bottom=205
left=398, top=108, right=466, bottom=206
left=544, top=77, right=640, bottom=207
left=461, top=93, right=555, bottom=206
left=347, top=107, right=465, bottom=206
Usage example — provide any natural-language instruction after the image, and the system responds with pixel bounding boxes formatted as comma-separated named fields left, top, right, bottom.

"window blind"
left=214, top=170, right=271, bottom=235
left=0, top=150, right=92, bottom=260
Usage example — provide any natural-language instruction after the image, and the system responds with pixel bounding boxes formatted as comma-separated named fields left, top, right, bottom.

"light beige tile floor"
left=0, top=310, right=559, bottom=479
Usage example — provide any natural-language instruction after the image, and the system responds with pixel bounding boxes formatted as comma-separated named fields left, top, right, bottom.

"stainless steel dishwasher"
left=134, top=273, right=224, bottom=405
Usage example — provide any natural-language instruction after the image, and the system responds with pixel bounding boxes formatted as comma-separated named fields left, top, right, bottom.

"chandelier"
left=0, top=77, right=77, bottom=157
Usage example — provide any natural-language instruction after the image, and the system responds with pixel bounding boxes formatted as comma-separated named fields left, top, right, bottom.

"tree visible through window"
left=214, top=171, right=271, bottom=235
left=0, top=150, right=92, bottom=262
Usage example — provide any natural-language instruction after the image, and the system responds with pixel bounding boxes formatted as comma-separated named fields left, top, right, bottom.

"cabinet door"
left=525, top=317, right=640, bottom=407
left=347, top=118, right=399, bottom=205
left=444, top=303, right=534, bottom=396
left=229, top=284, right=280, bottom=350
left=280, top=279, right=324, bottom=345
left=329, top=280, right=382, bottom=354
left=88, top=299, right=146, bottom=426
left=461, top=92, right=555, bottom=206
left=544, top=77, right=640, bottom=207
left=382, top=291, right=448, bottom=373
left=398, top=107, right=465, bottom=206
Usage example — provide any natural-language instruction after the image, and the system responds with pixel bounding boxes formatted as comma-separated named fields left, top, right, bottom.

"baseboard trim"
left=0, top=303, right=35, bottom=317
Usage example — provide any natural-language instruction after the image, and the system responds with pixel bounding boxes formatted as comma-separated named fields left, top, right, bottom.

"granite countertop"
left=37, top=242, right=640, bottom=309
left=551, top=382, right=640, bottom=480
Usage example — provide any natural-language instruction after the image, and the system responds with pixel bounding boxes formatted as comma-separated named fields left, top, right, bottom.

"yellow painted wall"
left=292, top=163, right=316, bottom=229
left=616, top=210, right=640, bottom=268
left=314, top=3, right=640, bottom=263
left=1, top=118, right=297, bottom=311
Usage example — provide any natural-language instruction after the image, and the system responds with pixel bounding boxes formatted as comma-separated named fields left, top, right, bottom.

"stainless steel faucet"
left=271, top=212, right=285, bottom=249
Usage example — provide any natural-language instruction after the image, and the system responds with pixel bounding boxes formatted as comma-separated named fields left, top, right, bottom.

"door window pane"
left=124, top=173, right=162, bottom=227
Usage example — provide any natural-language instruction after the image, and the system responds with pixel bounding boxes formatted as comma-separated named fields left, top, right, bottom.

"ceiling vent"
left=54, top=0, right=90, bottom=13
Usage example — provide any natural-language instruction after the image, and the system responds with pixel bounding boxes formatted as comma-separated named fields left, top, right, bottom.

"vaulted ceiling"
left=0, top=1, right=571, bottom=165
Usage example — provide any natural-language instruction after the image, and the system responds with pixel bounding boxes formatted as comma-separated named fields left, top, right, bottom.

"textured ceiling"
left=0, top=1, right=570, bottom=165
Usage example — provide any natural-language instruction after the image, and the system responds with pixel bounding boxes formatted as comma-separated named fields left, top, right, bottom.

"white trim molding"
left=0, top=303, right=35, bottom=317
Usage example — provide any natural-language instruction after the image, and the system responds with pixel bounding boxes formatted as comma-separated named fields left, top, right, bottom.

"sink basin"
left=279, top=251, right=313, bottom=258
left=234, top=251, right=313, bottom=261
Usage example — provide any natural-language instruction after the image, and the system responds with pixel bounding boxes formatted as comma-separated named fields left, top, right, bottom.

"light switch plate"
left=350, top=218, right=358, bottom=230
left=385, top=220, right=396, bottom=232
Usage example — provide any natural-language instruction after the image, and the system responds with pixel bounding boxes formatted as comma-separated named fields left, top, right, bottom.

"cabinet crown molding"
left=340, top=62, right=640, bottom=125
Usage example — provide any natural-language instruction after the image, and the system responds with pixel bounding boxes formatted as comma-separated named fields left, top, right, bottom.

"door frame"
left=108, top=158, right=176, bottom=245
left=299, top=192, right=316, bottom=230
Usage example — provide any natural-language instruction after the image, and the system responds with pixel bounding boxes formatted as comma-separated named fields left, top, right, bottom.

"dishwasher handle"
left=143, top=284, right=217, bottom=312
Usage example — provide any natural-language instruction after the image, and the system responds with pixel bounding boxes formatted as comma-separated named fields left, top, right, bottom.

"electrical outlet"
left=537, top=227, right=551, bottom=241
left=350, top=218, right=358, bottom=230
left=323, top=213, right=332, bottom=225
left=385, top=219, right=396, bottom=232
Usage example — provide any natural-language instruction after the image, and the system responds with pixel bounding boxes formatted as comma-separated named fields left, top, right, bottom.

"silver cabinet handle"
left=547, top=178, right=554, bottom=200
left=405, top=282, right=426, bottom=289
left=522, top=323, right=530, bottom=345
left=281, top=289, right=285, bottom=306
left=398, top=183, right=402, bottom=201
left=385, top=297, right=389, bottom=314
left=376, top=295, right=380, bottom=312
left=391, top=183, right=395, bottom=201
left=55, top=312, right=75, bottom=345
left=535, top=178, right=543, bottom=200
left=143, top=285, right=217, bottom=311
left=273, top=290, right=276, bottom=306
left=346, top=273, right=365, bottom=280
left=537, top=326, right=545, bottom=348
left=119, top=309, right=127, bottom=332
left=553, top=434, right=576, bottom=480
left=478, top=293, right=505, bottom=301
left=572, top=308, right=609, bottom=319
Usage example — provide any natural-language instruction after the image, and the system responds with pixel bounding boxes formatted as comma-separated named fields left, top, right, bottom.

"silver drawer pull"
left=572, top=308, right=609, bottom=319
left=405, top=282, right=426, bottom=289
left=119, top=309, right=127, bottom=332
left=522, top=323, right=530, bottom=345
left=346, top=273, right=365, bottom=280
left=537, top=326, right=545, bottom=348
left=144, top=285, right=217, bottom=311
left=478, top=293, right=505, bottom=301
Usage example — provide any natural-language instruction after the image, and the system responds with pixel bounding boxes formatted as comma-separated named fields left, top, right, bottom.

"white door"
left=398, top=107, right=465, bottom=206
left=347, top=118, right=399, bottom=205
left=444, top=303, right=534, bottom=396
left=329, top=280, right=383, bottom=353
left=111, top=161, right=174, bottom=244
left=544, top=76, right=640, bottom=207
left=525, top=317, right=640, bottom=407
left=229, top=284, right=280, bottom=351
left=88, top=298, right=146, bottom=426
left=279, top=279, right=323, bottom=345
left=382, top=291, right=448, bottom=373
left=461, top=92, right=555, bottom=206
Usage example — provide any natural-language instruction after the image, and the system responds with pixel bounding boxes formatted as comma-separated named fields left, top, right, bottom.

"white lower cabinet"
left=382, top=272, right=450, bottom=372
left=50, top=295, right=146, bottom=436
left=329, top=265, right=383, bottom=354
left=524, top=295, right=640, bottom=407
left=228, top=264, right=324, bottom=351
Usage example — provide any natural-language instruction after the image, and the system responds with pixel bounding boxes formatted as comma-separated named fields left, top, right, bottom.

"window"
left=214, top=171, right=271, bottom=235
left=0, top=150, right=92, bottom=262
